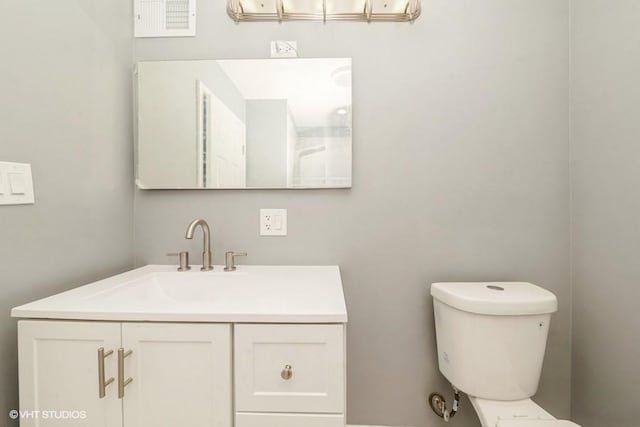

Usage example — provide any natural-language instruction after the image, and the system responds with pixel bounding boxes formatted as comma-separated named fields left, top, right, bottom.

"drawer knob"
left=281, top=364, right=293, bottom=380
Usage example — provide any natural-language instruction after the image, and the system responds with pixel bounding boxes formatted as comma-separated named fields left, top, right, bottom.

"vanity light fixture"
left=227, top=0, right=421, bottom=23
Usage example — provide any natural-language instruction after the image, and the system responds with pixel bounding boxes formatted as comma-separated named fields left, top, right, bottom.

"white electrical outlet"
left=270, top=41, right=298, bottom=58
left=260, top=209, right=287, bottom=236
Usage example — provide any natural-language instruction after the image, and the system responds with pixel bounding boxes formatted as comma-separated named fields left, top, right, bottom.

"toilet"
left=430, top=282, right=580, bottom=427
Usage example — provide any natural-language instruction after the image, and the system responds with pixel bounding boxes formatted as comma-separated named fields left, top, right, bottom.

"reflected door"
left=197, top=81, right=246, bottom=188
left=209, top=94, right=246, bottom=188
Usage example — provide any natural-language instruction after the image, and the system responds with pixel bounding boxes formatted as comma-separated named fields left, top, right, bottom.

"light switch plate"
left=260, top=209, right=287, bottom=236
left=0, top=162, right=35, bottom=205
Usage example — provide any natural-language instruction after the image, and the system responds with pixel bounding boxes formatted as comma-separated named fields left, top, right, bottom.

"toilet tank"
left=431, top=282, right=557, bottom=401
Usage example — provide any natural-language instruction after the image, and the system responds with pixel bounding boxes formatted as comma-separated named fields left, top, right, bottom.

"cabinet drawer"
left=235, top=324, right=345, bottom=414
left=236, top=412, right=344, bottom=427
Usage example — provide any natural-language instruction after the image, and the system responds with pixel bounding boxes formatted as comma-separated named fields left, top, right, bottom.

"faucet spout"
left=185, top=219, right=213, bottom=271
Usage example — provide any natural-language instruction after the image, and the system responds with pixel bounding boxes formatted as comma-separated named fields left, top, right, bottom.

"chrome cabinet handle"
left=281, top=364, right=293, bottom=380
left=117, top=348, right=133, bottom=399
left=97, top=348, right=114, bottom=398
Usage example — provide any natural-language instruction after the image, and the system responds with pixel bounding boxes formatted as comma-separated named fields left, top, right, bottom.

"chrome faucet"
left=185, top=219, right=213, bottom=271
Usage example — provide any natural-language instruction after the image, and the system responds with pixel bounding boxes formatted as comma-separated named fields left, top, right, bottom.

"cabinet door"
left=121, top=323, right=232, bottom=427
left=18, top=320, right=122, bottom=427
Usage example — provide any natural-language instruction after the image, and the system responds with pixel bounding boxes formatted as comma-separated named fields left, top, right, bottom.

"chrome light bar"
left=227, top=0, right=421, bottom=23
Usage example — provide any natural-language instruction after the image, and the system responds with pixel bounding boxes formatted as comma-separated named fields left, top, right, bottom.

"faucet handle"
left=167, top=251, right=191, bottom=272
left=224, top=251, right=247, bottom=272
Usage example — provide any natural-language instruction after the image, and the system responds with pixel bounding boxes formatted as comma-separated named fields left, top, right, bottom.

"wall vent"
left=134, top=0, right=196, bottom=38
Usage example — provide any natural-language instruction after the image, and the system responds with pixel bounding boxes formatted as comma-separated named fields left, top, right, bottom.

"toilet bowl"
left=430, top=282, right=580, bottom=427
left=469, top=397, right=579, bottom=427
left=498, top=422, right=579, bottom=427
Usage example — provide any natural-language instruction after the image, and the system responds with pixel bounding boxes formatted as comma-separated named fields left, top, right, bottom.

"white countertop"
left=11, top=265, right=348, bottom=323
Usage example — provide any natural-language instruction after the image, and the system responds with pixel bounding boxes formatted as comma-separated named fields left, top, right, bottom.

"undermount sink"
left=11, top=265, right=347, bottom=323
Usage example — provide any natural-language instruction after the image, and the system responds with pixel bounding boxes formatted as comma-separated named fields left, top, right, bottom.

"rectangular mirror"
left=136, top=58, right=352, bottom=189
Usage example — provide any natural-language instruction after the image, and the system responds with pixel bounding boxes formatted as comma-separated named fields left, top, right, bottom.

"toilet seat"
left=468, top=397, right=581, bottom=427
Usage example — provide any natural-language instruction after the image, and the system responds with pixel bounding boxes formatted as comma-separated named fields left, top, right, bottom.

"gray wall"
left=246, top=99, right=288, bottom=187
left=0, top=0, right=134, bottom=424
left=134, top=1, right=572, bottom=426
left=571, top=2, right=640, bottom=426
left=5, top=2, right=639, bottom=426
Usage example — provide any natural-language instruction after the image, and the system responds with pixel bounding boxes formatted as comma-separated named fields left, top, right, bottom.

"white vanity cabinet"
left=13, top=265, right=349, bottom=427
left=18, top=321, right=233, bottom=427
left=18, top=321, right=346, bottom=427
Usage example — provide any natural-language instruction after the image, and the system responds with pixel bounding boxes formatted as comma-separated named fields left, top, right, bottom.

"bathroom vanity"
left=11, top=265, right=348, bottom=427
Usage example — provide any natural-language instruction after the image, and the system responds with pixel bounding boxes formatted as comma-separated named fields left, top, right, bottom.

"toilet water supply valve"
left=428, top=386, right=461, bottom=422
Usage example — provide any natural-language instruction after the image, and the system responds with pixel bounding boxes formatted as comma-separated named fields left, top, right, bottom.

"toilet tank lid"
left=430, top=282, right=558, bottom=315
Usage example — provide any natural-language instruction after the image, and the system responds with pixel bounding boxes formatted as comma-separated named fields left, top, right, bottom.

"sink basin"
left=11, top=265, right=347, bottom=323
left=87, top=271, right=247, bottom=303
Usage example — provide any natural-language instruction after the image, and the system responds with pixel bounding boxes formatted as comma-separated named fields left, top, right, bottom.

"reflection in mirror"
left=136, top=58, right=352, bottom=189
